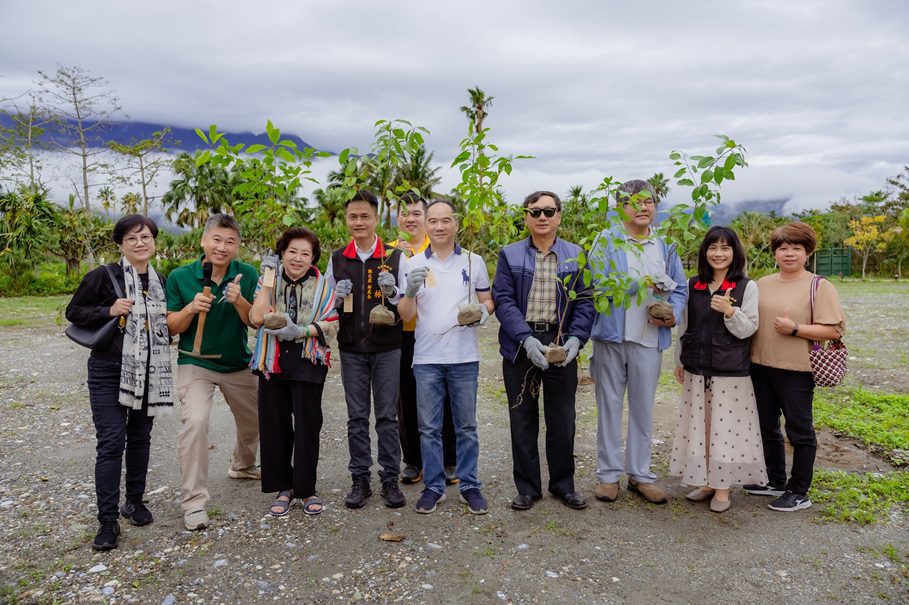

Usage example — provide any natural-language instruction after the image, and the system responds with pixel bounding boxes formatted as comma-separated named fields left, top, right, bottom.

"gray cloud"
left=2, top=0, right=907, bottom=213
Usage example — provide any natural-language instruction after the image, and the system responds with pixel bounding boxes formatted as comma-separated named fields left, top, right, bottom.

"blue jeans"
left=413, top=362, right=481, bottom=494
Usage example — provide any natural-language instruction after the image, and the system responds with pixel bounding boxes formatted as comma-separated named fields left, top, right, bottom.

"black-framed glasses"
left=524, top=207, right=558, bottom=218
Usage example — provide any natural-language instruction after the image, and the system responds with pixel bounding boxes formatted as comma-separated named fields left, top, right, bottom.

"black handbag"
left=65, top=264, right=124, bottom=349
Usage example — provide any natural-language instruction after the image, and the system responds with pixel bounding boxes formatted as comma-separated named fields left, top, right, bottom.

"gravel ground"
left=0, top=286, right=907, bottom=604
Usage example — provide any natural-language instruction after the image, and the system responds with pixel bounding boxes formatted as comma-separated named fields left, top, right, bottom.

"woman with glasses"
left=66, top=215, right=173, bottom=551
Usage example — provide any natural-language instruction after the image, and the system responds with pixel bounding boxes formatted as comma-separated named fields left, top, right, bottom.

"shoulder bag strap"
left=809, top=275, right=824, bottom=345
left=104, top=263, right=125, bottom=299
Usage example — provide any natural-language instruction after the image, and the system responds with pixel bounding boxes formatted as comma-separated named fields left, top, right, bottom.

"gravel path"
left=0, top=291, right=906, bottom=604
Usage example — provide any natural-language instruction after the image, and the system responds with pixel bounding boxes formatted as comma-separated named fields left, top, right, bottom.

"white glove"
left=478, top=304, right=490, bottom=326
left=263, top=313, right=305, bottom=341
left=523, top=336, right=549, bottom=370
left=334, top=279, right=353, bottom=308
left=405, top=267, right=428, bottom=298
left=556, top=336, right=580, bottom=367
left=378, top=271, right=397, bottom=298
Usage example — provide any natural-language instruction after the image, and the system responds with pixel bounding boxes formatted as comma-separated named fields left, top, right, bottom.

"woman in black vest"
left=668, top=226, right=767, bottom=513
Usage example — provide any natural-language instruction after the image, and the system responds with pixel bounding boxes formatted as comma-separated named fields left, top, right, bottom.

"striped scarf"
left=251, top=266, right=337, bottom=378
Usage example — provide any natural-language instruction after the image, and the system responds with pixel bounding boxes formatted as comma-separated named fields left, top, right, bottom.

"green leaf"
left=208, top=124, right=218, bottom=142
left=669, top=151, right=681, bottom=160
left=700, top=169, right=714, bottom=184
left=697, top=156, right=714, bottom=169
left=714, top=170, right=724, bottom=185
left=451, top=150, right=471, bottom=167
left=678, top=178, right=695, bottom=187
left=195, top=128, right=209, bottom=145
left=266, top=120, right=280, bottom=145
left=673, top=167, right=687, bottom=178
left=276, top=147, right=295, bottom=163
left=245, top=144, right=267, bottom=155
left=194, top=150, right=211, bottom=167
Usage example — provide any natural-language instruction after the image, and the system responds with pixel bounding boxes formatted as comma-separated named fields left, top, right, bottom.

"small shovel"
left=179, top=261, right=222, bottom=360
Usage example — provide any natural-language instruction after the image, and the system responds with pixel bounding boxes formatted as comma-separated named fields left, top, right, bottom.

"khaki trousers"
left=176, top=364, right=259, bottom=512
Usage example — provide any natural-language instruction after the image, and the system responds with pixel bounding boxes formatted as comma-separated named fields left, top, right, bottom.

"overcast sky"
left=2, top=0, right=907, bottom=213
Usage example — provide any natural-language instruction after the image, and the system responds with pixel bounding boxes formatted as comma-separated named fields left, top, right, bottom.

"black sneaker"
left=344, top=481, right=372, bottom=509
left=120, top=500, right=153, bottom=526
left=415, top=489, right=446, bottom=514
left=743, top=483, right=786, bottom=497
left=768, top=490, right=812, bottom=512
left=401, top=465, right=422, bottom=484
left=92, top=519, right=121, bottom=551
left=459, top=488, right=489, bottom=515
left=381, top=481, right=406, bottom=508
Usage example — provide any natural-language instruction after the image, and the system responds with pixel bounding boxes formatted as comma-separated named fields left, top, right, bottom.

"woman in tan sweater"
left=746, top=222, right=845, bottom=512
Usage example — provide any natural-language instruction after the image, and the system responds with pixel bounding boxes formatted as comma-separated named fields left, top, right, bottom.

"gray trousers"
left=339, top=349, right=402, bottom=484
left=591, top=340, right=662, bottom=484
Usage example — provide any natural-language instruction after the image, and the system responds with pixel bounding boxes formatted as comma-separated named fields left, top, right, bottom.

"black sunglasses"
left=524, top=207, right=558, bottom=218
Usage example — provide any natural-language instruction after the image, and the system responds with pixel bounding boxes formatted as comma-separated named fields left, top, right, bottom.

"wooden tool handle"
left=192, top=285, right=212, bottom=353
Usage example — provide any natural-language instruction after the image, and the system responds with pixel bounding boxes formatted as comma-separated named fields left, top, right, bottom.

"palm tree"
left=459, top=87, right=494, bottom=134
left=396, top=144, right=441, bottom=197
left=161, top=152, right=235, bottom=228
left=647, top=173, right=670, bottom=203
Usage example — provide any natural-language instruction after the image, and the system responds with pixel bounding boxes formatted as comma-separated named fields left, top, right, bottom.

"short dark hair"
left=345, top=188, right=379, bottom=211
left=112, top=214, right=158, bottom=244
left=770, top=221, right=818, bottom=255
left=426, top=198, right=458, bottom=217
left=616, top=180, right=656, bottom=206
left=697, top=226, right=748, bottom=283
left=523, top=191, right=562, bottom=211
left=398, top=192, right=427, bottom=211
left=203, top=213, right=242, bottom=238
left=274, top=227, right=321, bottom=265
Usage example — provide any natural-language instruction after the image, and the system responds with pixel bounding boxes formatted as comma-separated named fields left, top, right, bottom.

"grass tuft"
left=814, top=388, right=909, bottom=465
left=810, top=469, right=909, bottom=524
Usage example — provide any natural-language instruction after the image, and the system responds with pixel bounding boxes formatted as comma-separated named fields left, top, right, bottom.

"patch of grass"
left=0, top=295, right=70, bottom=325
left=814, top=388, right=909, bottom=464
left=0, top=319, right=25, bottom=327
left=810, top=469, right=909, bottom=524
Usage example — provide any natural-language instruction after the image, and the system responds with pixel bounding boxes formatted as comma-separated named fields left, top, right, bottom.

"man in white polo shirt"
left=398, top=199, right=495, bottom=515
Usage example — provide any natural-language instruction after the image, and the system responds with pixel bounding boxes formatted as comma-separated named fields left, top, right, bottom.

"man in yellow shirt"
left=391, top=194, right=457, bottom=485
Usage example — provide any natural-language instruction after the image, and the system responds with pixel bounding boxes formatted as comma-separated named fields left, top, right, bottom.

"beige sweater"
left=750, top=272, right=845, bottom=372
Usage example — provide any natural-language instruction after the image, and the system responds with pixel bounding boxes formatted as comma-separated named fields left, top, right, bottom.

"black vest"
left=331, top=241, right=403, bottom=353
left=679, top=276, right=751, bottom=377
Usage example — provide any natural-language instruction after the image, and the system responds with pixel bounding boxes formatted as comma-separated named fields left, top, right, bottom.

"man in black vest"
left=326, top=189, right=406, bottom=509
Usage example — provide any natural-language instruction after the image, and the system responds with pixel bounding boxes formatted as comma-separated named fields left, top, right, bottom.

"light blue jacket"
left=589, top=228, right=688, bottom=351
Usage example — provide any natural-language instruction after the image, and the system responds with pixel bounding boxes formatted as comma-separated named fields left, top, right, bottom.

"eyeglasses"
left=524, top=207, right=558, bottom=218
left=124, top=234, right=154, bottom=246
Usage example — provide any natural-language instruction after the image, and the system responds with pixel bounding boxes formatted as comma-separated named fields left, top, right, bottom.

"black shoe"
left=120, top=500, right=153, bottom=526
left=444, top=466, right=459, bottom=485
left=401, top=465, right=422, bottom=484
left=744, top=483, right=786, bottom=497
left=381, top=481, right=406, bottom=508
left=510, top=494, right=538, bottom=511
left=767, top=490, right=813, bottom=512
left=556, top=492, right=588, bottom=510
left=344, top=481, right=372, bottom=509
left=92, top=519, right=121, bottom=551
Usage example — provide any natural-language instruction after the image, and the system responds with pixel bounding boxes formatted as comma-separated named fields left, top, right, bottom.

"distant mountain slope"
left=0, top=115, right=317, bottom=152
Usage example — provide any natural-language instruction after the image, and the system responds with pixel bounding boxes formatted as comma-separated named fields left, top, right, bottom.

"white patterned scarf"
left=119, top=258, right=174, bottom=415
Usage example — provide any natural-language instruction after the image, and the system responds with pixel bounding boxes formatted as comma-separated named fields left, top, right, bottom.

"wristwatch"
left=790, top=324, right=799, bottom=336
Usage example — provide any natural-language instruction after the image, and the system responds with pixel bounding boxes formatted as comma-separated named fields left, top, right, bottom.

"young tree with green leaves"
left=108, top=128, right=173, bottom=216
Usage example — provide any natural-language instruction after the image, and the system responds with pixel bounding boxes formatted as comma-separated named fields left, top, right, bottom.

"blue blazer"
left=492, top=237, right=595, bottom=362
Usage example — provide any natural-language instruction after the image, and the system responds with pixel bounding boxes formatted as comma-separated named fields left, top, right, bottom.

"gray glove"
left=478, top=304, right=490, bottom=326
left=405, top=267, right=428, bottom=298
left=523, top=335, right=549, bottom=370
left=378, top=271, right=397, bottom=298
left=556, top=336, right=580, bottom=367
left=260, top=253, right=279, bottom=274
left=334, top=279, right=353, bottom=308
left=263, top=313, right=305, bottom=341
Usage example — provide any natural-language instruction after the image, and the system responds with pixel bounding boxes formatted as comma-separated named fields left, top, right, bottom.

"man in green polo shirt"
left=165, top=213, right=260, bottom=531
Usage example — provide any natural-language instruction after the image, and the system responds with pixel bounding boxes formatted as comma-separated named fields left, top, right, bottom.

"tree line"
left=1, top=66, right=907, bottom=296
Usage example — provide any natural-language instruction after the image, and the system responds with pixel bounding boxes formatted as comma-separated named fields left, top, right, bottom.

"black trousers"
left=398, top=331, right=456, bottom=468
left=502, top=331, right=578, bottom=498
left=750, top=363, right=817, bottom=495
left=258, top=377, right=324, bottom=498
left=87, top=357, right=154, bottom=522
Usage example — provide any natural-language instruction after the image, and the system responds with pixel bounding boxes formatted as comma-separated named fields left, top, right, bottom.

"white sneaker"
left=228, top=465, right=261, bottom=480
left=184, top=509, right=209, bottom=531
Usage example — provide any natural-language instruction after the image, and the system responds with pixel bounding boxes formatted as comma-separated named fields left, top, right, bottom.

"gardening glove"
left=333, top=279, right=353, bottom=308
left=378, top=271, right=397, bottom=298
left=556, top=336, right=580, bottom=367
left=263, top=313, right=305, bottom=341
left=523, top=335, right=549, bottom=370
left=478, top=304, right=490, bottom=326
left=260, top=253, right=279, bottom=275
left=405, top=267, right=428, bottom=297
left=457, top=303, right=489, bottom=327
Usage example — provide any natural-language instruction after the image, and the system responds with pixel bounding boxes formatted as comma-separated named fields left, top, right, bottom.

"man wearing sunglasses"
left=492, top=191, right=595, bottom=511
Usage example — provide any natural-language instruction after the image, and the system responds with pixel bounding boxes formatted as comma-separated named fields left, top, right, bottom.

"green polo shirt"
left=165, top=257, right=259, bottom=372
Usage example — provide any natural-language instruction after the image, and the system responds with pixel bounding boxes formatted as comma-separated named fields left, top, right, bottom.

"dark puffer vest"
left=679, top=276, right=752, bottom=377
left=331, top=239, right=403, bottom=354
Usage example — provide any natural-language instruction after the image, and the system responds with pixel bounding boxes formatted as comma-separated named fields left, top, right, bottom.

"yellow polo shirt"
left=389, top=235, right=430, bottom=332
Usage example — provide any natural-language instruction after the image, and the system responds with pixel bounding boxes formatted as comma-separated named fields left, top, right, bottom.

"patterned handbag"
left=808, top=275, right=847, bottom=387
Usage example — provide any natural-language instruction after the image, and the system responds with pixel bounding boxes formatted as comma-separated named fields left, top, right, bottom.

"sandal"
left=302, top=496, right=323, bottom=516
left=269, top=490, right=294, bottom=517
